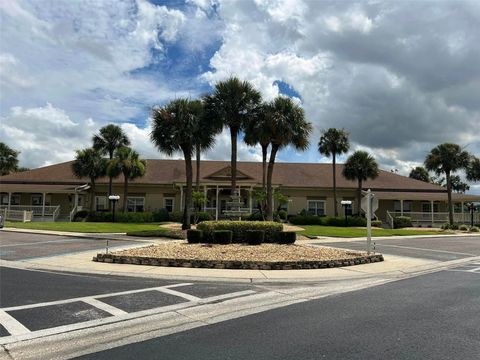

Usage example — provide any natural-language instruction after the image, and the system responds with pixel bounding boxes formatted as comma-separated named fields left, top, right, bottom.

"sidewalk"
left=2, top=227, right=479, bottom=283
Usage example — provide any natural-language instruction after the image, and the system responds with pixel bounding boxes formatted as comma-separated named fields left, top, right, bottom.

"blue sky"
left=0, top=0, right=479, bottom=193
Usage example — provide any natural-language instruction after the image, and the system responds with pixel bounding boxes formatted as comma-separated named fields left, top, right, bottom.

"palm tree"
left=151, top=99, right=201, bottom=230
left=318, top=128, right=350, bottom=216
left=92, top=125, right=130, bottom=206
left=0, top=142, right=19, bottom=176
left=107, top=147, right=146, bottom=212
left=409, top=166, right=431, bottom=183
left=244, top=103, right=271, bottom=191
left=193, top=99, right=222, bottom=191
left=71, top=148, right=107, bottom=211
left=466, top=156, right=480, bottom=182
left=203, top=77, right=261, bottom=194
left=342, top=151, right=379, bottom=216
left=265, top=97, right=312, bottom=220
left=424, top=143, right=470, bottom=225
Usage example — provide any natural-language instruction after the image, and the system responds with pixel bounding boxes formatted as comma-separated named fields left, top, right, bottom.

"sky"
left=0, top=0, right=479, bottom=193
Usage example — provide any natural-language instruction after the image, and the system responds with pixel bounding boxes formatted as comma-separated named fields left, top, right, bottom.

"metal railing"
left=387, top=211, right=480, bottom=226
left=52, top=205, right=60, bottom=222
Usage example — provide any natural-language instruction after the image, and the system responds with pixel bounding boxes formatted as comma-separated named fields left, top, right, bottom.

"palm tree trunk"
left=266, top=144, right=279, bottom=221
left=357, top=179, right=362, bottom=216
left=261, top=143, right=268, bottom=191
left=183, top=151, right=193, bottom=230
left=446, top=171, right=453, bottom=225
left=123, top=175, right=128, bottom=212
left=90, top=179, right=96, bottom=211
left=333, top=154, right=337, bottom=217
left=196, top=143, right=201, bottom=192
left=230, top=128, right=237, bottom=195
left=108, top=150, right=113, bottom=210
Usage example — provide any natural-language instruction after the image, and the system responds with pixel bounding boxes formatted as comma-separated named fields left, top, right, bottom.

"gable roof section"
left=0, top=159, right=449, bottom=192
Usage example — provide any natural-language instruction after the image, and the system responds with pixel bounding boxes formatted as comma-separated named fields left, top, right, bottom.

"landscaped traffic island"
left=93, top=242, right=384, bottom=270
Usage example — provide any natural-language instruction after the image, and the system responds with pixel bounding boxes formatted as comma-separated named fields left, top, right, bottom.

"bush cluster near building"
left=73, top=209, right=213, bottom=224
left=289, top=215, right=381, bottom=228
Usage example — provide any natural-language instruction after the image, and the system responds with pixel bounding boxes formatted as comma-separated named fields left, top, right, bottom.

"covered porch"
left=0, top=184, right=89, bottom=222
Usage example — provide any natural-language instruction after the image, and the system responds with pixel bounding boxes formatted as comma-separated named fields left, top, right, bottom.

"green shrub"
left=449, top=224, right=459, bottom=230
left=197, top=221, right=282, bottom=243
left=276, top=231, right=296, bottom=244
left=153, top=208, right=170, bottom=222
left=126, top=229, right=184, bottom=239
left=459, top=224, right=469, bottom=231
left=245, top=213, right=265, bottom=221
left=470, top=226, right=479, bottom=232
left=187, top=229, right=203, bottom=243
left=169, top=211, right=213, bottom=224
left=213, top=230, right=232, bottom=244
left=393, top=216, right=412, bottom=229
left=441, top=223, right=450, bottom=230
left=277, top=210, right=288, bottom=221
left=371, top=220, right=382, bottom=227
left=245, top=230, right=264, bottom=245
left=289, top=215, right=323, bottom=225
left=325, top=216, right=367, bottom=227
left=73, top=210, right=89, bottom=222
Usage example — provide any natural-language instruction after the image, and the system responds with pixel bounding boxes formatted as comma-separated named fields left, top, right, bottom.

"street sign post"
left=361, top=189, right=375, bottom=254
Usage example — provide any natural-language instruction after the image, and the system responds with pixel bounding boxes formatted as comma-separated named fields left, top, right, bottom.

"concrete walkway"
left=2, top=228, right=479, bottom=283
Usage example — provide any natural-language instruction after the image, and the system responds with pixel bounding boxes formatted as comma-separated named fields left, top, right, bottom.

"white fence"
left=0, top=205, right=60, bottom=222
left=1, top=208, right=33, bottom=222
left=387, top=211, right=480, bottom=227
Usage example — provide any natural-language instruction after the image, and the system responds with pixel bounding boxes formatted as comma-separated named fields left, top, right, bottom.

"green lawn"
left=298, top=225, right=446, bottom=238
left=4, top=221, right=165, bottom=233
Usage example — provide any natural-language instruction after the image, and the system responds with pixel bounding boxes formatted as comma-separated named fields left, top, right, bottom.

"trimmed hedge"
left=213, top=230, right=232, bottom=244
left=197, top=221, right=283, bottom=243
left=169, top=211, right=213, bottom=224
left=245, top=230, right=264, bottom=245
left=289, top=215, right=367, bottom=227
left=470, top=226, right=479, bottom=232
left=276, top=231, right=296, bottom=244
left=393, top=216, right=412, bottom=229
left=187, top=229, right=203, bottom=243
left=371, top=220, right=382, bottom=227
left=126, top=229, right=184, bottom=239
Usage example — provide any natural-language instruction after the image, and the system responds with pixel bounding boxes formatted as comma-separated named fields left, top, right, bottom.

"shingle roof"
left=0, top=159, right=450, bottom=192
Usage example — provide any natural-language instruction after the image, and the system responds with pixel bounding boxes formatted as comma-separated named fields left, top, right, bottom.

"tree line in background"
left=0, top=142, right=29, bottom=175
left=71, top=125, right=146, bottom=213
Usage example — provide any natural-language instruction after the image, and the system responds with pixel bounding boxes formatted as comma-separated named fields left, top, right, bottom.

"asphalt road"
left=320, top=235, right=480, bottom=261
left=0, top=232, right=141, bottom=260
left=78, top=265, right=480, bottom=360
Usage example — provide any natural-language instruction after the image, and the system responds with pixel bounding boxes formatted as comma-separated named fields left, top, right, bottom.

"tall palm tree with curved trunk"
left=193, top=99, right=222, bottom=191
left=244, top=103, right=271, bottom=191
left=107, top=147, right=146, bottom=212
left=71, top=148, right=107, bottom=211
left=342, top=151, right=379, bottom=216
left=424, top=143, right=470, bottom=225
left=203, top=77, right=261, bottom=194
left=93, top=125, right=130, bottom=207
left=151, top=99, right=202, bottom=230
left=318, top=128, right=350, bottom=217
left=265, top=97, right=312, bottom=221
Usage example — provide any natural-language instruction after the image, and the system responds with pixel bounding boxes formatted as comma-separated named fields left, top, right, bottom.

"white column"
left=431, top=200, right=434, bottom=226
left=400, top=199, right=404, bottom=216
left=461, top=201, right=465, bottom=223
left=215, top=185, right=219, bottom=220
left=74, top=193, right=79, bottom=210
left=203, top=185, right=207, bottom=212
left=42, top=192, right=46, bottom=217
left=179, top=186, right=184, bottom=211
left=249, top=187, right=253, bottom=214
left=7, top=192, right=11, bottom=211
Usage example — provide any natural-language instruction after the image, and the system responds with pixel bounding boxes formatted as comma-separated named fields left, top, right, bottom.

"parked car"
left=0, top=214, right=4, bottom=228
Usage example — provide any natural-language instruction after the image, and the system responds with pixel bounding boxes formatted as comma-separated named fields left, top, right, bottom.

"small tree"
left=424, top=143, right=470, bottom=225
left=274, top=191, right=289, bottom=212
left=318, top=128, right=350, bottom=216
left=409, top=166, right=430, bottom=183
left=192, top=191, right=206, bottom=224
left=467, top=156, right=480, bottom=182
left=107, top=147, right=146, bottom=212
left=71, top=148, right=107, bottom=211
left=0, top=142, right=19, bottom=176
left=342, top=151, right=379, bottom=216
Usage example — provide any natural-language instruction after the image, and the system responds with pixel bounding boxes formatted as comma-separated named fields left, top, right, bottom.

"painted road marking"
left=0, top=310, right=30, bottom=336
left=0, top=238, right=90, bottom=248
left=82, top=298, right=128, bottom=316
left=371, top=243, right=477, bottom=257
left=156, top=287, right=201, bottom=302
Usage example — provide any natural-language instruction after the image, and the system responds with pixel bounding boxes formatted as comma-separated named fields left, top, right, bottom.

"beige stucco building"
left=1, top=159, right=479, bottom=226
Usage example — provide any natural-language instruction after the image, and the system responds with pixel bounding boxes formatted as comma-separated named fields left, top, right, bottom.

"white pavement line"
left=376, top=243, right=478, bottom=256
left=0, top=238, right=85, bottom=248
left=81, top=298, right=127, bottom=316
left=1, top=283, right=194, bottom=312
left=155, top=287, right=201, bottom=302
left=0, top=310, right=30, bottom=336
left=466, top=266, right=480, bottom=272
left=198, top=290, right=256, bottom=303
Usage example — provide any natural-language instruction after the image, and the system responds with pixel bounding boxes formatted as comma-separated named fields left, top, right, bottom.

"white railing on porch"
left=387, top=211, right=480, bottom=226
left=1, top=208, right=33, bottom=222
left=0, top=205, right=61, bottom=221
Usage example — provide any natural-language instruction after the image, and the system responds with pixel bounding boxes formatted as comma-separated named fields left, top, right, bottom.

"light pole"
left=108, top=195, right=120, bottom=223
left=341, top=200, right=352, bottom=226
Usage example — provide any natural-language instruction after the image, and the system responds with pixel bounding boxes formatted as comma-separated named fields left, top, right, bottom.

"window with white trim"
left=307, top=200, right=326, bottom=216
left=95, top=196, right=107, bottom=211
left=127, top=197, right=145, bottom=212
left=31, top=194, right=43, bottom=206
left=163, top=197, right=174, bottom=212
